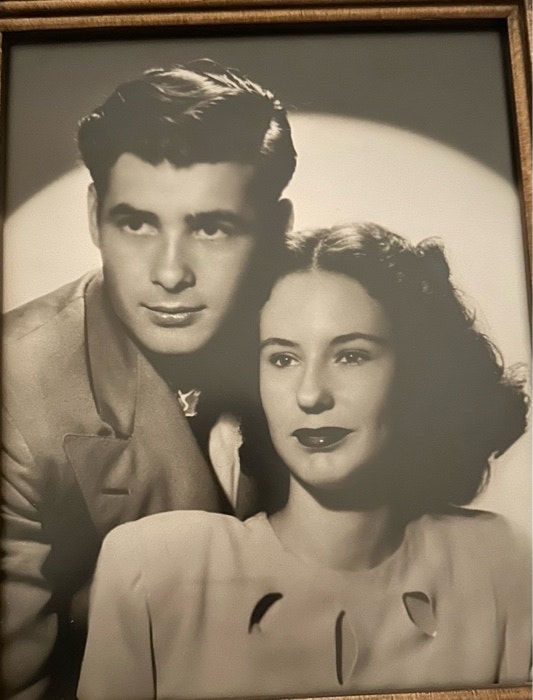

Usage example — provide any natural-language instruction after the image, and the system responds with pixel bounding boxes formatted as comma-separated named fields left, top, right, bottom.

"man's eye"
left=194, top=223, right=231, bottom=239
left=269, top=353, right=298, bottom=368
left=118, top=217, right=154, bottom=236
left=336, top=350, right=370, bottom=365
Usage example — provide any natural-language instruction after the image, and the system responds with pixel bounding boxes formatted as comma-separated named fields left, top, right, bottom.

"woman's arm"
left=77, top=522, right=156, bottom=700
left=495, top=518, right=532, bottom=684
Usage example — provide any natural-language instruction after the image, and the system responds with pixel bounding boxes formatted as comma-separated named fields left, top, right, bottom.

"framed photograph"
left=1, top=2, right=530, bottom=700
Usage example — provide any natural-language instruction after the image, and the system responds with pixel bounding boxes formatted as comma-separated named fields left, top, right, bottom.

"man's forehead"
left=102, top=155, right=259, bottom=211
left=107, top=153, right=256, bottom=183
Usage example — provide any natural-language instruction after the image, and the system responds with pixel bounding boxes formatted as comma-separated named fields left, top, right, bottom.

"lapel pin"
left=176, top=389, right=201, bottom=418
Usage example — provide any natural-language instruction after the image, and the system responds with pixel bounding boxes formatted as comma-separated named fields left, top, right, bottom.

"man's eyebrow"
left=331, top=332, right=389, bottom=346
left=186, top=209, right=255, bottom=229
left=108, top=203, right=158, bottom=224
left=106, top=206, right=253, bottom=229
left=260, top=338, right=297, bottom=350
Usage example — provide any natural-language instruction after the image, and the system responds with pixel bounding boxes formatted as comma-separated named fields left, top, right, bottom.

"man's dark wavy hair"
left=77, top=61, right=297, bottom=205
left=252, top=222, right=529, bottom=516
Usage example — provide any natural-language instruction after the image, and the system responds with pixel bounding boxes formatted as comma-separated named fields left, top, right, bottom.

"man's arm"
left=2, top=410, right=56, bottom=700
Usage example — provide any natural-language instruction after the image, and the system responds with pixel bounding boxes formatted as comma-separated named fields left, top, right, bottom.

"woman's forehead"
left=260, top=270, right=392, bottom=343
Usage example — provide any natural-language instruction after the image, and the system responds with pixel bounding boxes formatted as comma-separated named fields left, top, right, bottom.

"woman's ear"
left=87, top=183, right=101, bottom=249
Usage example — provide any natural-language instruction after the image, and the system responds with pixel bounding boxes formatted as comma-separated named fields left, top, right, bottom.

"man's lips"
left=143, top=303, right=206, bottom=327
left=291, top=427, right=353, bottom=449
left=144, top=303, right=205, bottom=313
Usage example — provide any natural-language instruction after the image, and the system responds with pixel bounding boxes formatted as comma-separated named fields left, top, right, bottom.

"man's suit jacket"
left=2, top=271, right=252, bottom=699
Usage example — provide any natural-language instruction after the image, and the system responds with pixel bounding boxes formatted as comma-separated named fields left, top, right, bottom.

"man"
left=2, top=61, right=296, bottom=699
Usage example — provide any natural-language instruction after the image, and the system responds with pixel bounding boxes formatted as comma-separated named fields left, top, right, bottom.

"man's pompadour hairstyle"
left=77, top=61, right=297, bottom=201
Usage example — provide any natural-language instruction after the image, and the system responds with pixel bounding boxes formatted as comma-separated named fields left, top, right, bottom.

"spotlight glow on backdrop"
left=4, top=114, right=529, bottom=534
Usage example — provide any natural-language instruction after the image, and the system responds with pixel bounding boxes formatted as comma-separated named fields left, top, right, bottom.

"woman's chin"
left=291, top=459, right=395, bottom=511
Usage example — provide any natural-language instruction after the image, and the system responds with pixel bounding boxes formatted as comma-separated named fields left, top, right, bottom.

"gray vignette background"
left=3, top=29, right=531, bottom=535
left=3, top=30, right=516, bottom=214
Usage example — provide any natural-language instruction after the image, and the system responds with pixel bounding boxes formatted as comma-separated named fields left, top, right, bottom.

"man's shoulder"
left=3, top=272, right=97, bottom=346
left=2, top=271, right=103, bottom=432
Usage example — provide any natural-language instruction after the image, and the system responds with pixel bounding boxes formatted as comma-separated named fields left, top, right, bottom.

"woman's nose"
left=296, top=365, right=334, bottom=414
left=150, top=233, right=195, bottom=292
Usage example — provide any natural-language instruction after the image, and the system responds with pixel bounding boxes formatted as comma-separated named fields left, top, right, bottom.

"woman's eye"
left=269, top=353, right=298, bottom=368
left=336, top=350, right=370, bottom=365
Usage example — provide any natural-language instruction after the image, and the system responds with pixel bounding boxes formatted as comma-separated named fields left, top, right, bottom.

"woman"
left=78, top=223, right=530, bottom=699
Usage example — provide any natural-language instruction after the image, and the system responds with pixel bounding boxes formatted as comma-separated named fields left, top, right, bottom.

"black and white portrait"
left=2, top=24, right=531, bottom=700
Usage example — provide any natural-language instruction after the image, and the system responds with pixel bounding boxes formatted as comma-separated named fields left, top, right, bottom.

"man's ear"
left=87, top=183, right=101, bottom=249
left=277, top=198, right=294, bottom=234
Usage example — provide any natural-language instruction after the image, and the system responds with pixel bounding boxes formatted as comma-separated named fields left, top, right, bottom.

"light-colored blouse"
left=78, top=508, right=531, bottom=699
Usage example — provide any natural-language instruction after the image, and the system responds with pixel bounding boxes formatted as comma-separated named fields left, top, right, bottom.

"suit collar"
left=85, top=272, right=139, bottom=437
left=69, top=272, right=231, bottom=535
left=64, top=352, right=231, bottom=536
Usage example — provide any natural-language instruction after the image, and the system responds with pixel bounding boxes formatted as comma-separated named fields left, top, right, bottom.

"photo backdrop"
left=4, top=31, right=530, bottom=534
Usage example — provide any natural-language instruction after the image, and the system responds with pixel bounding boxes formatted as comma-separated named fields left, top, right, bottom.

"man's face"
left=89, top=154, right=265, bottom=355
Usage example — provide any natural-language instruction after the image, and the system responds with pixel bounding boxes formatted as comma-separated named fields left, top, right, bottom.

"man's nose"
left=150, top=232, right=195, bottom=292
left=296, top=364, right=334, bottom=414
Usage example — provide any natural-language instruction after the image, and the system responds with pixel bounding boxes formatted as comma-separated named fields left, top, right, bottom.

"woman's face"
left=260, top=270, right=396, bottom=491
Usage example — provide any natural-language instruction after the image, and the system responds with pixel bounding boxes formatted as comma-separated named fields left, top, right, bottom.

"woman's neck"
left=270, top=476, right=402, bottom=572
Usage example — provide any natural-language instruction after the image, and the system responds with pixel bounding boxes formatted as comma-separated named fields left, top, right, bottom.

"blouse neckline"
left=247, top=511, right=416, bottom=583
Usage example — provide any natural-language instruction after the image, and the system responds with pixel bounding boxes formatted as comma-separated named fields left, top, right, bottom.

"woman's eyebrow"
left=260, top=338, right=297, bottom=350
left=332, top=332, right=389, bottom=346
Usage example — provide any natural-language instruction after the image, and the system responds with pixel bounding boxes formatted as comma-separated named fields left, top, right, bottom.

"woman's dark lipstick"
left=292, top=427, right=353, bottom=449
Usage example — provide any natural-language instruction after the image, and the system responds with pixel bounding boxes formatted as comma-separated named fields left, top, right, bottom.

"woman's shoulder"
left=101, top=510, right=271, bottom=568
left=105, top=510, right=255, bottom=545
left=412, top=507, right=531, bottom=575
left=418, top=506, right=526, bottom=538
left=98, top=512, right=278, bottom=604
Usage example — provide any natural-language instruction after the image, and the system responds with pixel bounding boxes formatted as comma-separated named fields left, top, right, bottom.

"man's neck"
left=144, top=349, right=212, bottom=393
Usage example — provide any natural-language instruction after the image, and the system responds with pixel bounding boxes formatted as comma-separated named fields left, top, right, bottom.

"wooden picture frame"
left=0, top=2, right=530, bottom=700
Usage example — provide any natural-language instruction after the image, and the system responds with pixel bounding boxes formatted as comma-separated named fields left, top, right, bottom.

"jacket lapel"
left=84, top=272, right=138, bottom=439
left=65, top=273, right=228, bottom=538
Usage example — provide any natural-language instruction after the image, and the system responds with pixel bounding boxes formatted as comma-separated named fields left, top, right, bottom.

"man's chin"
left=131, top=327, right=214, bottom=357
left=141, top=341, right=209, bottom=357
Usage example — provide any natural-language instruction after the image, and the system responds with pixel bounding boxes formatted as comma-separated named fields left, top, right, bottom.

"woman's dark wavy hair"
left=254, top=222, right=529, bottom=516
left=77, top=60, right=297, bottom=205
